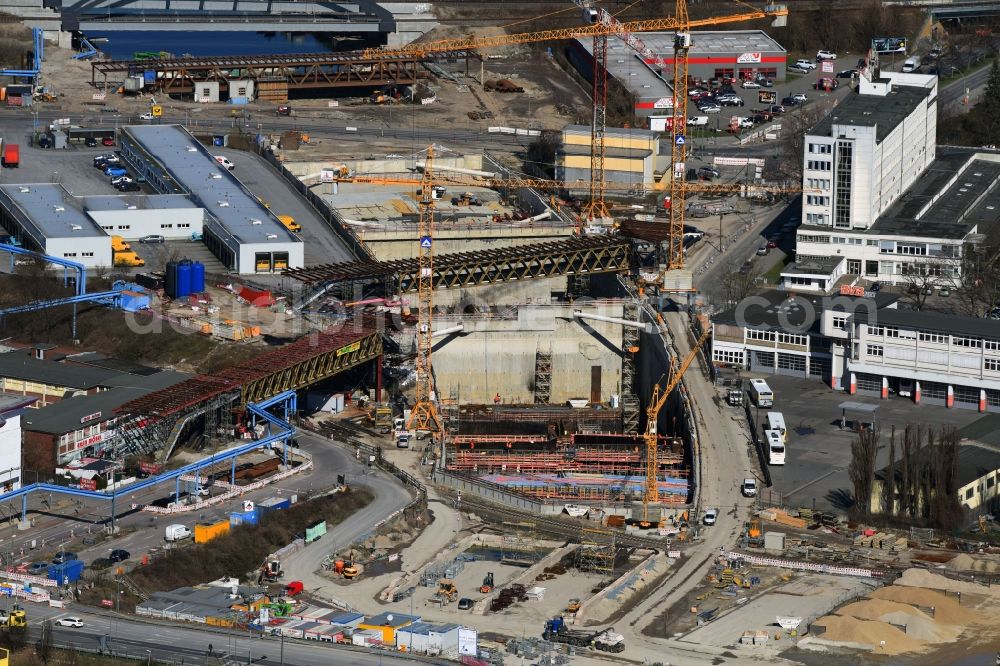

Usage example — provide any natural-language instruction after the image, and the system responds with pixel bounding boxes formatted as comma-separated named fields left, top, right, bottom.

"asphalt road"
left=28, top=605, right=422, bottom=665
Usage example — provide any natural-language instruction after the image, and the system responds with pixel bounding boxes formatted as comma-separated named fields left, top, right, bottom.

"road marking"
left=783, top=468, right=840, bottom=499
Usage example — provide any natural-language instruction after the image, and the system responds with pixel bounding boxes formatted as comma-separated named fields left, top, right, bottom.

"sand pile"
left=813, top=614, right=927, bottom=655
left=871, top=586, right=979, bottom=625
left=895, top=568, right=1000, bottom=598
left=836, top=598, right=961, bottom=643
left=946, top=553, right=1000, bottom=573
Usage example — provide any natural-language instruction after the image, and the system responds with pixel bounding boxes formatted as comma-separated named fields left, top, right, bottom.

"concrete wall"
left=285, top=155, right=486, bottom=182
left=44, top=236, right=112, bottom=269
left=0, top=414, right=21, bottom=491
left=425, top=276, right=564, bottom=308
left=431, top=303, right=624, bottom=405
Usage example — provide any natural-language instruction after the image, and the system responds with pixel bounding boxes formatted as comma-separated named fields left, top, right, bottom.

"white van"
left=901, top=58, right=918, bottom=73
left=214, top=155, right=235, bottom=170
left=687, top=116, right=709, bottom=126
left=164, top=524, right=192, bottom=542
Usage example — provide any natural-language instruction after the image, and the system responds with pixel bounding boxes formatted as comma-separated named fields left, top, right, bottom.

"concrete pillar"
left=980, top=389, right=987, bottom=413
left=914, top=381, right=921, bottom=404
left=946, top=385, right=955, bottom=408
left=881, top=376, right=889, bottom=400
left=849, top=373, right=857, bottom=395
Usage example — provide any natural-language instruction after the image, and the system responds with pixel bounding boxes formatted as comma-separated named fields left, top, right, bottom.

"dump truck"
left=114, top=250, right=145, bottom=267
left=277, top=215, right=301, bottom=233
left=437, top=579, right=458, bottom=603
left=542, top=617, right=624, bottom=652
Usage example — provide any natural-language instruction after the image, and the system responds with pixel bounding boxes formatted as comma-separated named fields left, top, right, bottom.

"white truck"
left=164, top=524, right=192, bottom=542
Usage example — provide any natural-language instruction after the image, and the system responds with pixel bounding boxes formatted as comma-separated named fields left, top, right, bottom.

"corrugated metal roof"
left=0, top=352, right=122, bottom=389
left=123, top=124, right=301, bottom=245
left=81, top=194, right=199, bottom=212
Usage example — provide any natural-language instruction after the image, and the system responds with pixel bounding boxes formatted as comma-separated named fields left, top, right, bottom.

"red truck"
left=283, top=581, right=303, bottom=597
left=2, top=143, right=18, bottom=168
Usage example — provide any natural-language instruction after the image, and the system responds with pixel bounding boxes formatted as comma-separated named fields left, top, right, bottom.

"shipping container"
left=47, top=559, right=85, bottom=584
left=305, top=520, right=327, bottom=543
left=258, top=496, right=291, bottom=514
left=194, top=520, right=231, bottom=543
left=230, top=509, right=259, bottom=526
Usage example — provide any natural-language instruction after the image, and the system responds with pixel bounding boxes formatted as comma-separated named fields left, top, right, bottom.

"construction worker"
left=494, top=392, right=501, bottom=405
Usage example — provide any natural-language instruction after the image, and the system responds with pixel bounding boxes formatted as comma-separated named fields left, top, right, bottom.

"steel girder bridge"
left=114, top=318, right=383, bottom=458
left=283, top=236, right=634, bottom=294
left=90, top=49, right=481, bottom=95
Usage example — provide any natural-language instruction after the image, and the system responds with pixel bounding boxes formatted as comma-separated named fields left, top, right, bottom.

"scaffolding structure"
left=575, top=528, right=616, bottom=576
left=533, top=344, right=552, bottom=405
left=501, top=523, right=541, bottom=566
left=620, top=301, right=641, bottom=434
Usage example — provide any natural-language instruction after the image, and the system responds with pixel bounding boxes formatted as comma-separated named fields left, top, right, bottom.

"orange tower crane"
left=644, top=328, right=710, bottom=520
left=407, top=147, right=443, bottom=434
left=363, top=2, right=788, bottom=237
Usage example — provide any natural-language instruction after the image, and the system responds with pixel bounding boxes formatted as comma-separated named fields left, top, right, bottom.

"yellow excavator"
left=437, top=579, right=458, bottom=603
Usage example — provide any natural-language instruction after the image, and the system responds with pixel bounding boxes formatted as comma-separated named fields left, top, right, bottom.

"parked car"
left=794, top=59, right=818, bottom=70
left=901, top=58, right=918, bottom=73
left=756, top=244, right=769, bottom=256
left=27, top=562, right=48, bottom=575
left=84, top=136, right=98, bottom=147
left=110, top=175, right=133, bottom=186
left=768, top=104, right=786, bottom=114
left=781, top=96, right=801, bottom=107
left=788, top=64, right=810, bottom=74
left=139, top=234, right=165, bottom=244
left=116, top=181, right=141, bottom=192
left=698, top=166, right=721, bottom=179
left=870, top=281, right=882, bottom=292
left=837, top=69, right=857, bottom=79
left=766, top=240, right=777, bottom=249
left=109, top=549, right=131, bottom=563
left=55, top=617, right=84, bottom=628
left=792, top=93, right=808, bottom=102
left=816, top=50, right=837, bottom=60
left=741, top=478, right=758, bottom=497
left=699, top=103, right=721, bottom=113
left=105, top=166, right=128, bottom=177
left=703, top=508, right=719, bottom=525
left=741, top=80, right=761, bottom=89
left=94, top=155, right=119, bottom=168
left=939, top=287, right=951, bottom=297
left=52, top=551, right=77, bottom=565
left=101, top=136, right=115, bottom=146
left=457, top=598, right=474, bottom=610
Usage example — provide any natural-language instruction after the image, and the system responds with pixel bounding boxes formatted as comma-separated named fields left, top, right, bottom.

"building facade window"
left=866, top=260, right=879, bottom=275
left=806, top=195, right=830, bottom=206
left=747, top=329, right=776, bottom=342
left=867, top=344, right=883, bottom=357
left=918, top=332, right=947, bottom=344
left=800, top=234, right=830, bottom=243
left=954, top=336, right=982, bottom=348
left=807, top=160, right=832, bottom=171
left=834, top=139, right=853, bottom=229
left=777, top=333, right=807, bottom=345
left=713, top=349, right=744, bottom=365
left=832, top=315, right=847, bottom=330
left=808, top=143, right=832, bottom=154
left=804, top=214, right=829, bottom=226
left=986, top=358, right=1000, bottom=372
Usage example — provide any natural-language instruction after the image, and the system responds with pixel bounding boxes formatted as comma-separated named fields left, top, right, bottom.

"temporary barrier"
left=721, top=550, right=882, bottom=578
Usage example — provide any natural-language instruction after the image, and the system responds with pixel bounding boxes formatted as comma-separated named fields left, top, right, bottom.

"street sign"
left=151, top=105, right=163, bottom=117
left=821, top=60, right=834, bottom=73
left=420, top=236, right=432, bottom=248
left=758, top=91, right=777, bottom=104
left=675, top=135, right=686, bottom=145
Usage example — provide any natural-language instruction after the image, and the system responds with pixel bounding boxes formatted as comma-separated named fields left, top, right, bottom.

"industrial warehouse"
left=0, top=0, right=999, bottom=662
left=566, top=30, right=788, bottom=118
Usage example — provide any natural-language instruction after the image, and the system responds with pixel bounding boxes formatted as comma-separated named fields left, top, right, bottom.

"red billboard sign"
left=78, top=478, right=97, bottom=491
left=139, top=461, right=163, bottom=475
left=101, top=599, right=113, bottom=607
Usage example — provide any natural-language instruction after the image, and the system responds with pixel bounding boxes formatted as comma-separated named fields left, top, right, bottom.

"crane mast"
left=667, top=0, right=691, bottom=271
left=407, top=147, right=443, bottom=434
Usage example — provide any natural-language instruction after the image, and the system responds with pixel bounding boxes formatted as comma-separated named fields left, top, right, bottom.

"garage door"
left=750, top=350, right=775, bottom=373
left=776, top=352, right=807, bottom=377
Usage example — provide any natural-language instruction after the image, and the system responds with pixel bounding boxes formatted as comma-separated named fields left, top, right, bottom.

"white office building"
left=846, top=309, right=1000, bottom=411
left=0, top=392, right=37, bottom=491
left=800, top=65, right=938, bottom=232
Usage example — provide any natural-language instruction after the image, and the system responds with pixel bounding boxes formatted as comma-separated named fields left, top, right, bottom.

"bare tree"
left=771, top=105, right=830, bottom=181
left=930, top=426, right=965, bottom=530
left=953, top=239, right=1000, bottom=318
left=719, top=260, right=764, bottom=307
left=883, top=425, right=896, bottom=516
left=849, top=425, right=880, bottom=519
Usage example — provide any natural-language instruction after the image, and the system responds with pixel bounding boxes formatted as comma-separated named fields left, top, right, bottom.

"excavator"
left=437, top=579, right=458, bottom=604
left=0, top=606, right=26, bottom=628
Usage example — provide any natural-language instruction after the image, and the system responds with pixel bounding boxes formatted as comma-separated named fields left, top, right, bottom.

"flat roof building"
left=119, top=124, right=304, bottom=274
left=0, top=184, right=113, bottom=268
left=566, top=30, right=787, bottom=120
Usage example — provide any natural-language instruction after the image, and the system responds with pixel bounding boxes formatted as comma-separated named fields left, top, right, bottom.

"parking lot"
left=748, top=374, right=985, bottom=513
